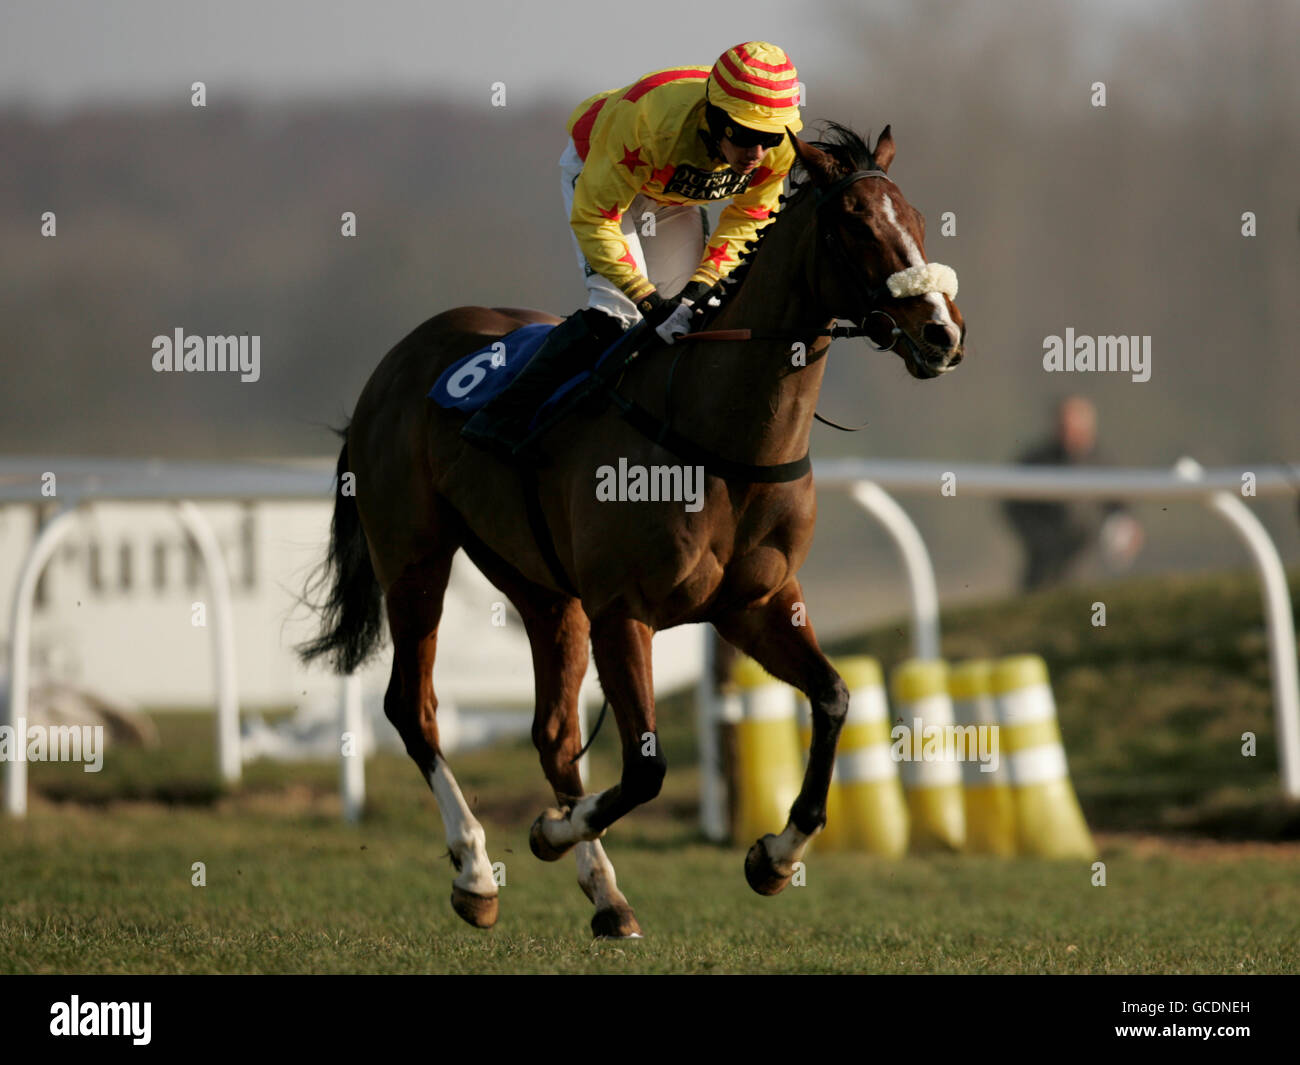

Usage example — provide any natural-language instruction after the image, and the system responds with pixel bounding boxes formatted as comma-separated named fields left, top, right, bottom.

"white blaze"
left=879, top=190, right=958, bottom=333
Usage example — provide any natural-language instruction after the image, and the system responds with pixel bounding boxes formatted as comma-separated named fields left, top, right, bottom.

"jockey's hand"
left=675, top=280, right=713, bottom=305
left=636, top=288, right=703, bottom=345
left=655, top=300, right=695, bottom=344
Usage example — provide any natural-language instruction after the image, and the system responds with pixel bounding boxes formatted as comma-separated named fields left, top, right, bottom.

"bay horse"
left=300, top=123, right=964, bottom=938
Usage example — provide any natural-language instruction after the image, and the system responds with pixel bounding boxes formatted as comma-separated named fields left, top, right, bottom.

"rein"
left=670, top=169, right=905, bottom=434
left=602, top=167, right=934, bottom=472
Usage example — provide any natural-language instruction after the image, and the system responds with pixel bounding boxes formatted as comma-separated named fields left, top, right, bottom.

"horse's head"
left=790, top=123, right=965, bottom=379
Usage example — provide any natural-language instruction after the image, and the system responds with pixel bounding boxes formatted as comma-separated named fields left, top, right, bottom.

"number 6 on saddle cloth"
left=428, top=318, right=652, bottom=436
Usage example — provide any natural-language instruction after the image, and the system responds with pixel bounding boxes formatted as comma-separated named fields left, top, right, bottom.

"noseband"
left=813, top=168, right=958, bottom=354
left=649, top=167, right=962, bottom=436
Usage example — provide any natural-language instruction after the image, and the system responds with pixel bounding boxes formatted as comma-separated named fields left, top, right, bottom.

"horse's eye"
left=847, top=215, right=874, bottom=237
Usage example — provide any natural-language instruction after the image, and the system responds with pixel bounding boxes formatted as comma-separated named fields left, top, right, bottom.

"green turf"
left=3, top=568, right=1299, bottom=973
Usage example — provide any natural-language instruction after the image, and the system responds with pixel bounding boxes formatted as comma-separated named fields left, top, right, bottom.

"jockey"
left=461, top=41, right=803, bottom=461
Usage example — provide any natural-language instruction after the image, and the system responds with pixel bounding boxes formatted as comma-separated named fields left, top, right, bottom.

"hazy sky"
left=2, top=0, right=1177, bottom=114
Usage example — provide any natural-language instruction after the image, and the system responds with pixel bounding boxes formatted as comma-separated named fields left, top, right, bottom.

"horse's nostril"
left=923, top=323, right=955, bottom=349
left=949, top=350, right=963, bottom=366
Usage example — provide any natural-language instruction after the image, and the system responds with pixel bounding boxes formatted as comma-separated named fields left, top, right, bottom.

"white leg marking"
left=542, top=790, right=606, bottom=849
left=766, top=820, right=815, bottom=868
left=427, top=759, right=497, bottom=897
left=576, top=840, right=632, bottom=914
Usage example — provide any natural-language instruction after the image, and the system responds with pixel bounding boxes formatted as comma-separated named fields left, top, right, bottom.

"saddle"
left=429, top=320, right=649, bottom=434
left=429, top=308, right=809, bottom=593
left=430, top=320, right=657, bottom=596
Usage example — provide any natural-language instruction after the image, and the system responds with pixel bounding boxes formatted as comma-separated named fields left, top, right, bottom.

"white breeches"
left=559, top=139, right=708, bottom=330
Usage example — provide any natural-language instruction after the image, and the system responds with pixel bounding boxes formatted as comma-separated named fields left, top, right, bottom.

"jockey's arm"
left=687, top=158, right=789, bottom=289
left=568, top=112, right=657, bottom=304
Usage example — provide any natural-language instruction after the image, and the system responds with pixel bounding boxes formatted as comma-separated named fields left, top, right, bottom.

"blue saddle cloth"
left=428, top=322, right=622, bottom=426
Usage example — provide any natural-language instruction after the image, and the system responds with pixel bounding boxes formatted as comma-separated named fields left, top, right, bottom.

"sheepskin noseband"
left=886, top=262, right=959, bottom=301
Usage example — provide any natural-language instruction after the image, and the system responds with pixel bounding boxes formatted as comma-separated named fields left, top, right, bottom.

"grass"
left=3, top=567, right=1300, bottom=973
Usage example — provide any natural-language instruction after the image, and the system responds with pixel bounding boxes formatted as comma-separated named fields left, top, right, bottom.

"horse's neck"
left=657, top=194, right=833, bottom=467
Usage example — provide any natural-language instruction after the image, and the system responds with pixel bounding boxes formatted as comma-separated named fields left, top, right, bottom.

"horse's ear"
left=787, top=128, right=842, bottom=188
left=873, top=125, right=896, bottom=174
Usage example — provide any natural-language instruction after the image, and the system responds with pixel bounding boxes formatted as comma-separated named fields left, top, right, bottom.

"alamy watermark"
left=50, top=996, right=150, bottom=1045
left=595, top=458, right=705, bottom=512
left=0, top=718, right=104, bottom=772
left=890, top=719, right=999, bottom=773
left=1042, top=329, right=1150, bottom=382
left=152, top=329, right=260, bottom=382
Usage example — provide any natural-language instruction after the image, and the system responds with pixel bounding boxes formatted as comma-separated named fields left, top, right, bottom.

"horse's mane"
left=702, top=121, right=872, bottom=322
left=789, top=121, right=876, bottom=194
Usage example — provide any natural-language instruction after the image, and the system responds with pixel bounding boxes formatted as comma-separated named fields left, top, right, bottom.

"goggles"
left=723, top=123, right=785, bottom=150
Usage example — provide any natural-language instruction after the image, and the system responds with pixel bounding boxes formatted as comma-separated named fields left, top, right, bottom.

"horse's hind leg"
left=383, top=550, right=499, bottom=929
left=516, top=594, right=642, bottom=938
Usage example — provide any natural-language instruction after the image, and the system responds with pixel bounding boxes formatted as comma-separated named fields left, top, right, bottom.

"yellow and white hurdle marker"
left=890, top=659, right=965, bottom=851
left=992, top=655, right=1095, bottom=859
left=948, top=659, right=1017, bottom=856
left=821, top=656, right=908, bottom=855
left=731, top=657, right=804, bottom=844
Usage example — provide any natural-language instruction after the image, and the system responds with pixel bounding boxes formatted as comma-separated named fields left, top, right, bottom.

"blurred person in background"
left=1002, top=395, right=1143, bottom=591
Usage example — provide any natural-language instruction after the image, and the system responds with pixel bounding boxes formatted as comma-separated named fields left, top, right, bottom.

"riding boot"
left=460, top=308, right=624, bottom=462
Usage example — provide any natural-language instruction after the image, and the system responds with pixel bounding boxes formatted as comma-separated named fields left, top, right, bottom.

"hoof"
left=591, top=905, right=644, bottom=940
left=529, top=807, right=576, bottom=862
left=744, top=835, right=793, bottom=897
left=450, top=885, right=499, bottom=929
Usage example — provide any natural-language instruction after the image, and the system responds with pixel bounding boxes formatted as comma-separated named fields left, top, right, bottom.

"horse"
left=299, top=123, right=965, bottom=938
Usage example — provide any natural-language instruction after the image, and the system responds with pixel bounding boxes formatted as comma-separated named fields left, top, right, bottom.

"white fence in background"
left=2, top=454, right=1297, bottom=830
left=695, top=455, right=1300, bottom=838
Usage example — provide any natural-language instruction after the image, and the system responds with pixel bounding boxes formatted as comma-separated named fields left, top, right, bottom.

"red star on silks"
left=741, top=205, right=772, bottom=220
left=749, top=166, right=773, bottom=186
left=597, top=203, right=622, bottom=221
left=619, top=145, right=645, bottom=172
left=618, top=247, right=638, bottom=267
left=703, top=242, right=732, bottom=270
left=650, top=162, right=675, bottom=186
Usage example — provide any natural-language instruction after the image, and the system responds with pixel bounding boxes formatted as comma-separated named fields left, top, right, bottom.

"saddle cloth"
left=428, top=322, right=624, bottom=429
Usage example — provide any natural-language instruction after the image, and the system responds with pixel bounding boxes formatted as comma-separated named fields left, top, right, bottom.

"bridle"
left=812, top=168, right=910, bottom=356
left=685, top=167, right=946, bottom=359
left=587, top=166, right=960, bottom=466
left=674, top=167, right=942, bottom=429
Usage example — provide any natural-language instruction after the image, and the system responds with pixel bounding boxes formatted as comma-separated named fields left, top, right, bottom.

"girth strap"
left=519, top=469, right=579, bottom=596
left=609, top=391, right=812, bottom=484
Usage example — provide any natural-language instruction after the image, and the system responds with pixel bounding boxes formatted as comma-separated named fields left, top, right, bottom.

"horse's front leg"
left=518, top=595, right=643, bottom=939
left=714, top=580, right=849, bottom=896
left=531, top=615, right=665, bottom=859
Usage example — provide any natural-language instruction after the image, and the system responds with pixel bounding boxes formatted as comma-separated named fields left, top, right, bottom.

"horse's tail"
left=297, top=430, right=384, bottom=674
